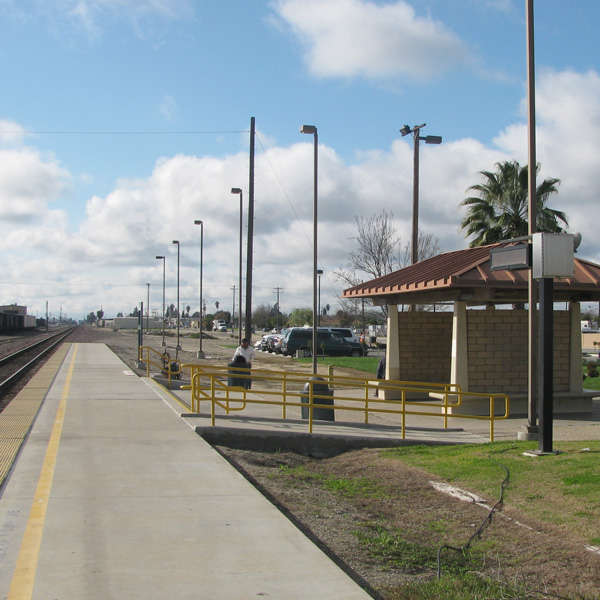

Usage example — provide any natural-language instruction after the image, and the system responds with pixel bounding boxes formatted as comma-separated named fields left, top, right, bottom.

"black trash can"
left=301, top=377, right=334, bottom=421
left=227, top=358, right=250, bottom=388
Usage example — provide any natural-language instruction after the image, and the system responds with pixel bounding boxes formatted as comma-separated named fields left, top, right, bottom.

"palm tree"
left=460, top=160, right=568, bottom=247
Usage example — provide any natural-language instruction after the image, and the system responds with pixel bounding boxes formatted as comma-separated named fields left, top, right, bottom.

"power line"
left=3, top=129, right=250, bottom=135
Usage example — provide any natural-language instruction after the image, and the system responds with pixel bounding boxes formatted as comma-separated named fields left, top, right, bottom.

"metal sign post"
left=490, top=234, right=575, bottom=454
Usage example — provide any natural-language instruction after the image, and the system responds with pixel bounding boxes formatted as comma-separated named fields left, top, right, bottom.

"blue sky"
left=1, top=0, right=600, bottom=321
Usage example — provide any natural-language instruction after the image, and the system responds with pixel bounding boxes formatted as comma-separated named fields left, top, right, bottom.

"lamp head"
left=172, top=240, right=179, bottom=245
left=300, top=125, right=317, bottom=134
left=155, top=255, right=164, bottom=259
left=194, top=220, right=202, bottom=225
left=424, top=135, right=442, bottom=144
left=400, top=125, right=412, bottom=136
left=231, top=187, right=242, bottom=194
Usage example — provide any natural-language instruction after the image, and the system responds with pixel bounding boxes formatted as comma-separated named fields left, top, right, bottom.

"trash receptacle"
left=301, top=377, right=334, bottom=421
left=227, top=358, right=250, bottom=388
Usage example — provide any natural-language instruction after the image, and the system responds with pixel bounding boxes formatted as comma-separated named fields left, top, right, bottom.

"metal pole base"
left=523, top=449, right=561, bottom=457
left=517, top=425, right=538, bottom=441
left=197, top=351, right=205, bottom=359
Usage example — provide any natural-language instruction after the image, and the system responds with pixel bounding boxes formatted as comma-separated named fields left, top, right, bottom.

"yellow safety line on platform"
left=8, top=344, right=78, bottom=600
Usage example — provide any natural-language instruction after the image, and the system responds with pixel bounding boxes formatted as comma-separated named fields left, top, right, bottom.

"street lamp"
left=172, top=240, right=181, bottom=351
left=146, top=283, right=150, bottom=333
left=317, top=269, right=323, bottom=327
left=155, top=256, right=166, bottom=347
left=400, top=123, right=442, bottom=264
left=231, top=187, right=243, bottom=346
left=300, top=124, right=318, bottom=374
left=194, top=220, right=204, bottom=358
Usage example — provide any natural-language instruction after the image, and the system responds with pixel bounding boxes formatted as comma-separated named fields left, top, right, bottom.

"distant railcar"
left=0, top=306, right=38, bottom=332
left=0, top=312, right=23, bottom=331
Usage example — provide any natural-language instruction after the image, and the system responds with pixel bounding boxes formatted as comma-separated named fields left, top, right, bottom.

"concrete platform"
left=0, top=343, right=373, bottom=599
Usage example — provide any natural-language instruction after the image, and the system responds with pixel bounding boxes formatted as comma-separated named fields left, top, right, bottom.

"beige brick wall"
left=396, top=308, right=571, bottom=393
left=397, top=312, right=453, bottom=383
left=466, top=308, right=570, bottom=394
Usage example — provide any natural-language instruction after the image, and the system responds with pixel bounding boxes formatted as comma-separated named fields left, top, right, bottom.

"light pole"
left=317, top=269, right=323, bottom=327
left=194, top=220, right=204, bottom=358
left=172, top=240, right=181, bottom=351
left=146, top=283, right=150, bottom=333
left=300, top=124, right=318, bottom=374
left=155, top=256, right=166, bottom=347
left=399, top=123, right=442, bottom=264
left=231, top=187, right=243, bottom=345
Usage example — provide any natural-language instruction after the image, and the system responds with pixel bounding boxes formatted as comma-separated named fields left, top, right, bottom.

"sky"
left=1, top=0, right=600, bottom=322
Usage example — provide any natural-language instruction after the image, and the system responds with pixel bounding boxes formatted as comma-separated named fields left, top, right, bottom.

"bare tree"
left=335, top=209, right=441, bottom=316
left=400, top=232, right=441, bottom=268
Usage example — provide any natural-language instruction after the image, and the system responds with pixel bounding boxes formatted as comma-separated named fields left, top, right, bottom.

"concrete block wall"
left=397, top=312, right=453, bottom=383
left=395, top=308, right=571, bottom=393
left=466, top=308, right=570, bottom=394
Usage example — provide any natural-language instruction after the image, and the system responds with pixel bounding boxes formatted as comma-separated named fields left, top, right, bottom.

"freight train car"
left=0, top=305, right=38, bottom=333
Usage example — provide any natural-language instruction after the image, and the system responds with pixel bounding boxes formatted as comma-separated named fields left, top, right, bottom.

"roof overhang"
left=343, top=243, right=600, bottom=306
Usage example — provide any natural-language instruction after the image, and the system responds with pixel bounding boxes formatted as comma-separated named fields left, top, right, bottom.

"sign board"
left=489, top=244, right=532, bottom=271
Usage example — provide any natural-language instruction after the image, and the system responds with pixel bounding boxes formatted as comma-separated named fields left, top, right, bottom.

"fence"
left=180, top=363, right=509, bottom=442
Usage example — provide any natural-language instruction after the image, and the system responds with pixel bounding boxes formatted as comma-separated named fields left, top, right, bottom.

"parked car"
left=280, top=328, right=365, bottom=357
left=317, top=327, right=360, bottom=344
left=267, top=334, right=283, bottom=353
left=259, top=334, right=271, bottom=351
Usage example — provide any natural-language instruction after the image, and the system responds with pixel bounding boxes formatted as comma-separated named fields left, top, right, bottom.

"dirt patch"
left=217, top=447, right=600, bottom=599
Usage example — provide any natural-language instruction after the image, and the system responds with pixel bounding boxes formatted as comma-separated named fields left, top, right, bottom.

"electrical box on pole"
left=532, top=233, right=574, bottom=279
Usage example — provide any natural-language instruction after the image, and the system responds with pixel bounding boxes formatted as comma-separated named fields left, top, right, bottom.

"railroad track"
left=0, top=326, right=77, bottom=411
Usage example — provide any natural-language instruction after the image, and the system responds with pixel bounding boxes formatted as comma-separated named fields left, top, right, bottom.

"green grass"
left=582, top=362, right=600, bottom=390
left=354, top=522, right=442, bottom=572
left=276, top=466, right=383, bottom=498
left=322, top=476, right=384, bottom=498
left=390, top=574, right=536, bottom=600
left=295, top=355, right=381, bottom=374
left=382, top=440, right=600, bottom=544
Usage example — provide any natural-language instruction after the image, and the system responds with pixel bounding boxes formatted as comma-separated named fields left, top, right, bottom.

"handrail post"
left=282, top=372, right=287, bottom=419
left=309, top=381, right=314, bottom=434
left=490, top=395, right=495, bottom=442
left=211, top=375, right=216, bottom=425
left=401, top=389, right=406, bottom=439
left=443, top=385, right=449, bottom=429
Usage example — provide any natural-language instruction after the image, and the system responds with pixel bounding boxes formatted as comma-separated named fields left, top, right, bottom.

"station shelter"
left=343, top=243, right=600, bottom=415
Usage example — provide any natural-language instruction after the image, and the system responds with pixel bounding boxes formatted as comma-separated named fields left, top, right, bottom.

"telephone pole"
left=231, top=285, right=238, bottom=341
left=273, top=287, right=283, bottom=332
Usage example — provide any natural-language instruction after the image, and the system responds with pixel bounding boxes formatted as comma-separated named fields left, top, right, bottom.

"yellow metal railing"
left=138, top=345, right=182, bottom=388
left=179, top=364, right=509, bottom=442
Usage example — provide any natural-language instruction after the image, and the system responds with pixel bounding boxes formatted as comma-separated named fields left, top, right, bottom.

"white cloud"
left=5, top=0, right=195, bottom=41
left=3, top=67, right=600, bottom=318
left=0, top=148, right=70, bottom=223
left=272, top=0, right=472, bottom=80
left=0, top=119, right=30, bottom=146
left=158, top=95, right=179, bottom=121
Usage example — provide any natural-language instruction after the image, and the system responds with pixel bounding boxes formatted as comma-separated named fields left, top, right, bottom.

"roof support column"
left=385, top=305, right=400, bottom=388
left=569, top=302, right=583, bottom=393
left=450, top=301, right=469, bottom=391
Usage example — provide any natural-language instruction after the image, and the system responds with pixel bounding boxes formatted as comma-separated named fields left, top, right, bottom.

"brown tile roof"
left=342, top=243, right=600, bottom=305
